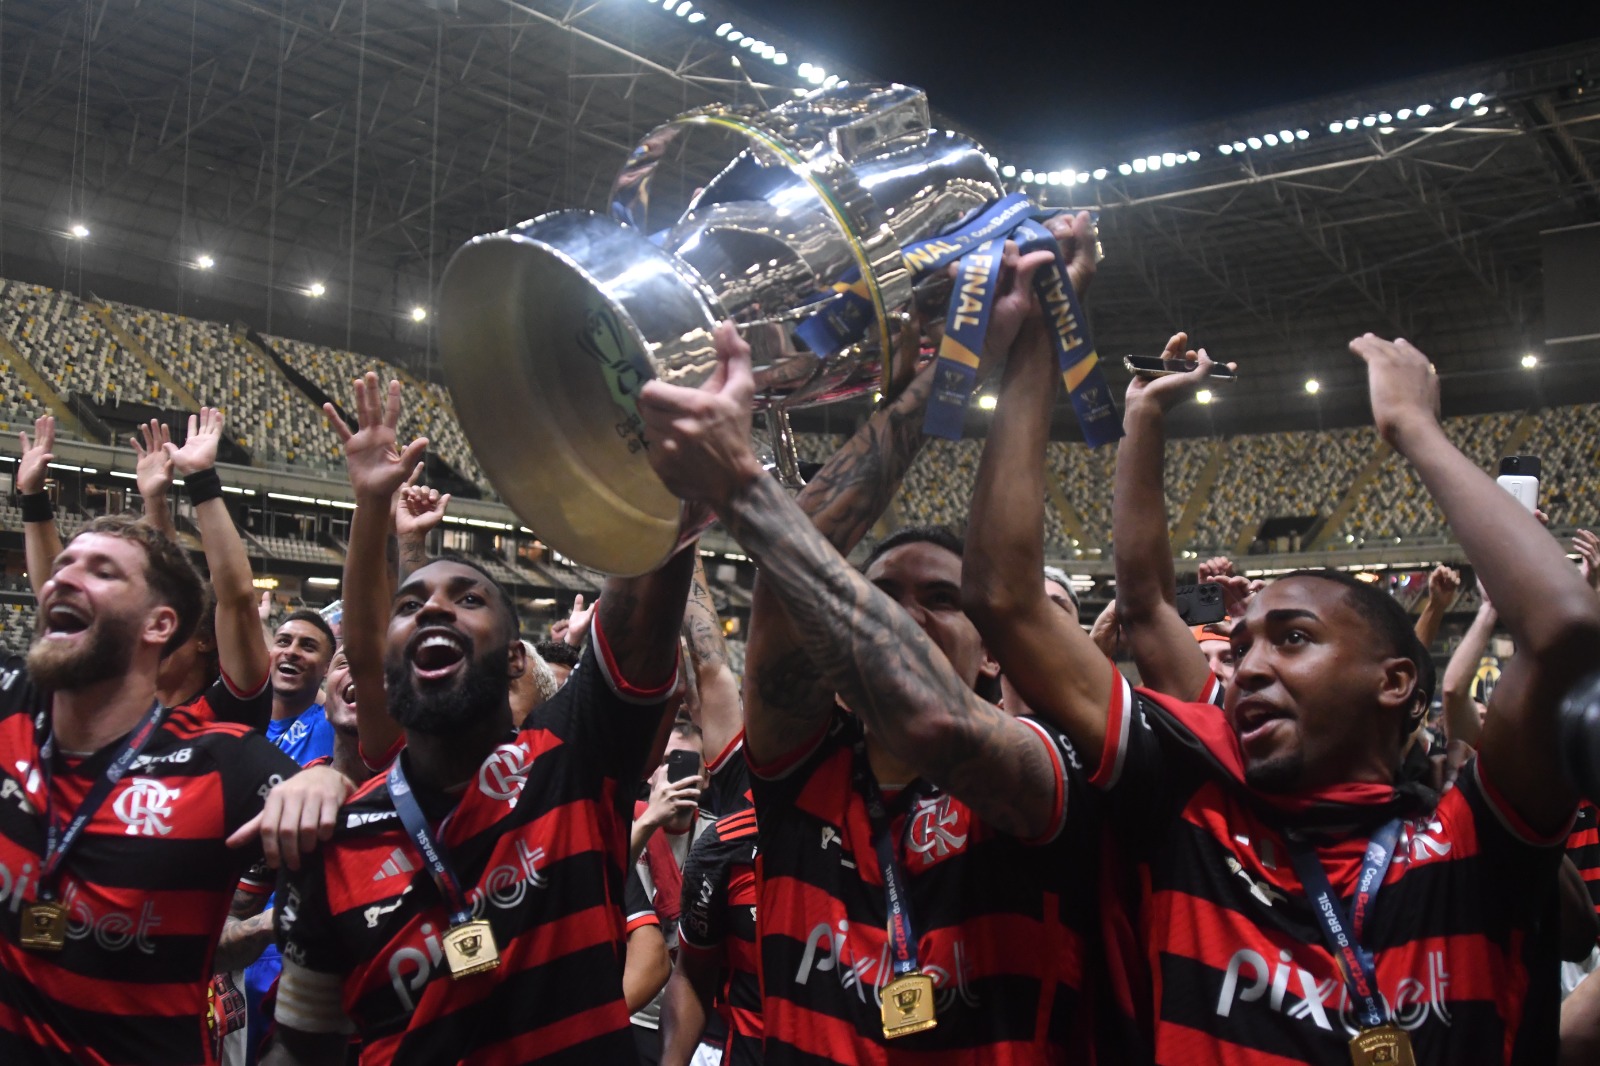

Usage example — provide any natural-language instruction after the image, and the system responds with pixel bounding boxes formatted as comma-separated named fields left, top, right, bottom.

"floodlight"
left=1521, top=353, right=1538, bottom=369
left=70, top=223, right=90, bottom=238
left=1117, top=163, right=1132, bottom=175
left=196, top=255, right=215, bottom=269
left=1219, top=143, right=1234, bottom=154
left=411, top=306, right=428, bottom=322
left=309, top=282, right=326, bottom=297
left=1304, top=378, right=1320, bottom=395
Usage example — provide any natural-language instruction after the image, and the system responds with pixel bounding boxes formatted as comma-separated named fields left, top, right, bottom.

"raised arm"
left=961, top=213, right=1117, bottom=763
left=640, top=324, right=1061, bottom=840
left=1110, top=338, right=1229, bottom=702
left=17, top=415, right=62, bottom=600
left=684, top=553, right=743, bottom=767
left=167, top=409, right=270, bottom=699
left=131, top=418, right=178, bottom=538
left=1440, top=587, right=1495, bottom=748
left=1414, top=564, right=1460, bottom=648
left=1351, top=334, right=1600, bottom=836
left=325, top=375, right=428, bottom=767
left=739, top=318, right=936, bottom=768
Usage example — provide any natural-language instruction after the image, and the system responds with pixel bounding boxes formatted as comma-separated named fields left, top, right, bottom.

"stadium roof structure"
left=1, top=0, right=1597, bottom=440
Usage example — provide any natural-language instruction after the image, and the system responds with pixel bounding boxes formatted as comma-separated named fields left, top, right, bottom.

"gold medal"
left=1349, top=1023, right=1416, bottom=1066
left=880, top=971, right=937, bottom=1039
left=441, top=919, right=499, bottom=978
left=20, top=900, right=68, bottom=951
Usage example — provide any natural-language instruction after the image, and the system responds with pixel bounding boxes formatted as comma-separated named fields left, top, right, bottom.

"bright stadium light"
left=1219, top=143, right=1235, bottom=154
left=196, top=254, right=215, bottom=270
left=1186, top=149, right=1200, bottom=161
left=1304, top=378, right=1321, bottom=395
left=1117, top=162, right=1132, bottom=175
left=1279, top=129, right=1295, bottom=142
left=687, top=12, right=706, bottom=23
left=309, top=281, right=326, bottom=297
left=1344, top=118, right=1358, bottom=130
left=715, top=22, right=732, bottom=35
left=1020, top=169, right=1034, bottom=183
left=1246, top=137, right=1262, bottom=149
left=1377, top=113, right=1391, bottom=123
left=1329, top=122, right=1343, bottom=133
left=1232, top=140, right=1247, bottom=152
left=1468, top=92, right=1485, bottom=106
left=1295, top=129, right=1309, bottom=140
left=1521, top=353, right=1539, bottom=369
left=1000, top=164, right=1017, bottom=178
left=1132, top=158, right=1147, bottom=173
left=977, top=394, right=998, bottom=410
left=1450, top=96, right=1466, bottom=109
left=1093, top=167, right=1108, bottom=179
left=726, top=30, right=742, bottom=41
left=1415, top=103, right=1433, bottom=116
left=1396, top=108, right=1412, bottom=120
left=70, top=223, right=90, bottom=238
left=411, top=306, right=428, bottom=322
left=1263, top=133, right=1279, bottom=146
left=1362, top=115, right=1376, bottom=126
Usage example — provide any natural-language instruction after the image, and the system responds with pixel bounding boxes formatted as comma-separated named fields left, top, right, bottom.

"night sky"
left=742, top=0, right=1600, bottom=151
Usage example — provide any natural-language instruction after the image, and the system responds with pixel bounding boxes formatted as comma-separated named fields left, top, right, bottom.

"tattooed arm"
left=685, top=554, right=744, bottom=765
left=640, top=324, right=1060, bottom=839
left=213, top=885, right=274, bottom=973
left=739, top=344, right=936, bottom=768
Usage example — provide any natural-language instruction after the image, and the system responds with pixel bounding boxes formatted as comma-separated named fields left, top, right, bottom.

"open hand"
left=16, top=415, right=56, bottom=496
left=637, top=321, right=765, bottom=507
left=131, top=419, right=175, bottom=500
left=325, top=373, right=428, bottom=504
left=1348, top=334, right=1441, bottom=448
left=164, top=407, right=224, bottom=476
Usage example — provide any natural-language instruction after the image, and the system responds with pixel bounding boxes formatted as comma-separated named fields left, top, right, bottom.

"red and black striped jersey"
left=0, top=662, right=301, bottom=1065
left=1090, top=669, right=1566, bottom=1065
left=274, top=630, right=675, bottom=1065
left=750, top=707, right=1093, bottom=1064
left=626, top=866, right=661, bottom=937
left=1567, top=801, right=1600, bottom=916
left=703, top=730, right=752, bottom=817
left=174, top=671, right=272, bottom=732
left=679, top=806, right=761, bottom=1065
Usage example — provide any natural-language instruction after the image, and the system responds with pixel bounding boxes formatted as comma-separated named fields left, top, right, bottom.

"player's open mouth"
left=1233, top=699, right=1293, bottom=747
left=42, top=603, right=90, bottom=640
left=408, top=628, right=468, bottom=683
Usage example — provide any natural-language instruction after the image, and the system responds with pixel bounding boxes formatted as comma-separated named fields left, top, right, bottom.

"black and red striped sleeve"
left=626, top=866, right=661, bottom=936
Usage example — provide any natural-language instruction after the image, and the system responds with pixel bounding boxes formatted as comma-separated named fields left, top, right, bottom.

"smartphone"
left=665, top=748, right=702, bottom=786
left=1496, top=455, right=1540, bottom=512
left=1175, top=582, right=1226, bottom=625
left=1124, top=354, right=1238, bottom=381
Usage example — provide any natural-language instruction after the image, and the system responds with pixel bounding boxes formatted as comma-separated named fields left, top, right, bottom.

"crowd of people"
left=2, top=209, right=1600, bottom=1066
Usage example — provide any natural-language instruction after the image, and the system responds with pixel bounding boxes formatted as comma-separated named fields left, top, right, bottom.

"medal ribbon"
left=387, top=758, right=474, bottom=927
left=793, top=192, right=1121, bottom=447
left=1285, top=818, right=1403, bottom=1030
left=37, top=701, right=165, bottom=901
left=851, top=739, right=926, bottom=981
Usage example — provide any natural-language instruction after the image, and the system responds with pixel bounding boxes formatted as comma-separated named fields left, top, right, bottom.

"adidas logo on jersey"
left=373, top=848, right=417, bottom=881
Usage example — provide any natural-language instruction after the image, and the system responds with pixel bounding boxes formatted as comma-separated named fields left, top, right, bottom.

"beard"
left=1244, top=749, right=1306, bottom=794
left=385, top=648, right=510, bottom=737
left=28, top=613, right=138, bottom=692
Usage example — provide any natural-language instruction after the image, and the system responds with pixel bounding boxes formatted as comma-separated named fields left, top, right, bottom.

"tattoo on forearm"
left=397, top=532, right=431, bottom=581
left=229, top=885, right=267, bottom=921
left=727, top=476, right=1051, bottom=838
left=796, top=372, right=931, bottom=553
left=214, top=910, right=275, bottom=972
left=683, top=573, right=728, bottom=668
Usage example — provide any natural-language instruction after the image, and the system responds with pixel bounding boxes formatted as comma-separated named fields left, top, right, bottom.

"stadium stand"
left=0, top=279, right=171, bottom=409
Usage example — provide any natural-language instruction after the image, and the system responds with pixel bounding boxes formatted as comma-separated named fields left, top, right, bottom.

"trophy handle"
left=764, top=408, right=805, bottom=490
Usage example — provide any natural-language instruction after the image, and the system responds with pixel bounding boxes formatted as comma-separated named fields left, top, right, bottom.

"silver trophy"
left=438, top=84, right=1003, bottom=575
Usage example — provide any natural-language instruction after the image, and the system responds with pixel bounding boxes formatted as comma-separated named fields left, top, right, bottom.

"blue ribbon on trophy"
left=793, top=194, right=1122, bottom=447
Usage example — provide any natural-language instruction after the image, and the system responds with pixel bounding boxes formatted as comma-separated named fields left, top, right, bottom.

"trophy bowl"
left=439, top=83, right=1003, bottom=575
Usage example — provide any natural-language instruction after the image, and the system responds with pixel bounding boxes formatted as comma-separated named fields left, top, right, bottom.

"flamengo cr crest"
left=113, top=778, right=180, bottom=836
left=478, top=744, right=531, bottom=802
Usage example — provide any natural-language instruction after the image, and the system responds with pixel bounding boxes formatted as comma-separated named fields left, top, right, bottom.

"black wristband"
left=20, top=491, right=54, bottom=523
left=184, top=467, right=224, bottom=507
